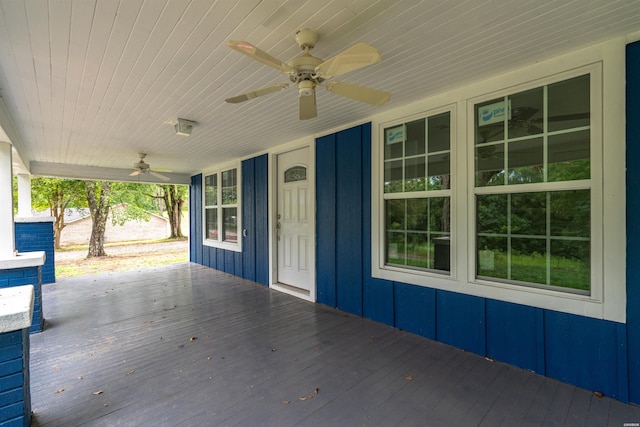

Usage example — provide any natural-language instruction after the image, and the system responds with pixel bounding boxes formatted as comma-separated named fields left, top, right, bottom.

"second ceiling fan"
left=225, top=28, right=390, bottom=120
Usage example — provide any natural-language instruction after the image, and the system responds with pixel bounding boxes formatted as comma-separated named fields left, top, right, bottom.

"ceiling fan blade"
left=226, top=40, right=293, bottom=74
left=315, top=42, right=382, bottom=79
left=129, top=170, right=141, bottom=177
left=299, top=90, right=317, bottom=120
left=324, top=81, right=390, bottom=106
left=225, top=83, right=289, bottom=104
left=150, top=171, right=170, bottom=182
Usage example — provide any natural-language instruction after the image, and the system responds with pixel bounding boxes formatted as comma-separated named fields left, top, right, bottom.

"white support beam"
left=0, top=142, right=16, bottom=257
left=17, top=174, right=31, bottom=217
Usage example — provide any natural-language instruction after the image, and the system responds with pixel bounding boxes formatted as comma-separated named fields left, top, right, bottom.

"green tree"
left=154, top=185, right=187, bottom=238
left=31, top=178, right=86, bottom=249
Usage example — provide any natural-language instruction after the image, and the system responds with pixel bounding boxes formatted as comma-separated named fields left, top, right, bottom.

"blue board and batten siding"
left=189, top=154, right=269, bottom=285
left=315, top=120, right=635, bottom=403
left=626, top=39, right=640, bottom=404
left=190, top=42, right=640, bottom=404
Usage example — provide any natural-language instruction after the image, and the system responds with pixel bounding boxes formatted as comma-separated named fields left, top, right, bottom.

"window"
left=204, top=166, right=240, bottom=250
left=373, top=43, right=626, bottom=322
left=383, top=111, right=452, bottom=273
left=474, top=74, right=591, bottom=294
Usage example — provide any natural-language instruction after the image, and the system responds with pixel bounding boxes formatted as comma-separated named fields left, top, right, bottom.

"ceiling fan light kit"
left=175, top=118, right=196, bottom=136
left=225, top=28, right=390, bottom=120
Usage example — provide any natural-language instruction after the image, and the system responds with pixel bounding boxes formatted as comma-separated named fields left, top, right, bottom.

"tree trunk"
left=160, top=185, right=184, bottom=238
left=85, top=181, right=112, bottom=258
left=50, top=191, right=69, bottom=249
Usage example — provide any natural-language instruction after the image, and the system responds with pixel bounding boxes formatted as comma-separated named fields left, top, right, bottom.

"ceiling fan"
left=129, top=153, right=170, bottom=181
left=225, top=28, right=390, bottom=120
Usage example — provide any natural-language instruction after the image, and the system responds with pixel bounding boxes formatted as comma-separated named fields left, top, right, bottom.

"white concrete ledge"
left=0, top=285, right=34, bottom=333
left=15, top=216, right=54, bottom=223
left=0, top=251, right=46, bottom=269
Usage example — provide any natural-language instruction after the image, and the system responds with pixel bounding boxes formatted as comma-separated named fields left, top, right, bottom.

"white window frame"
left=203, top=163, right=242, bottom=252
left=371, top=38, right=626, bottom=322
left=380, top=105, right=456, bottom=275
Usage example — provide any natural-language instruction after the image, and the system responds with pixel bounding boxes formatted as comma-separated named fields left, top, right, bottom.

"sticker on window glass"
left=478, top=100, right=511, bottom=126
left=386, top=126, right=404, bottom=144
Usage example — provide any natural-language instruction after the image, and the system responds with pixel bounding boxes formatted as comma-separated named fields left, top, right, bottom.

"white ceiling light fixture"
left=175, top=118, right=197, bottom=136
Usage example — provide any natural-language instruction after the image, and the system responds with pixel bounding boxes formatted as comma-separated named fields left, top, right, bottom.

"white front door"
left=277, top=147, right=313, bottom=292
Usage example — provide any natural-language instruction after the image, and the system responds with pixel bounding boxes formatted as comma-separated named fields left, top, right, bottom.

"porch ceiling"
left=0, top=1, right=639, bottom=183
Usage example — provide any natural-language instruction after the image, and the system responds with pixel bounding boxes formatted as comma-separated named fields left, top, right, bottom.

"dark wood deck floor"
left=29, top=263, right=640, bottom=426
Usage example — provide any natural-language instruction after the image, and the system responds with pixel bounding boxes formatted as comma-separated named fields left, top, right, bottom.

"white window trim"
left=371, top=38, right=626, bottom=323
left=203, top=162, right=242, bottom=252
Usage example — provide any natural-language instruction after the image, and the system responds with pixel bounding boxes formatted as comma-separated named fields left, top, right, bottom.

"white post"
left=17, top=174, right=31, bottom=217
left=0, top=142, right=16, bottom=257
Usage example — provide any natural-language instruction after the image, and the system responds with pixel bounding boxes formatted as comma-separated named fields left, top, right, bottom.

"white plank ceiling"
left=0, top=0, right=639, bottom=183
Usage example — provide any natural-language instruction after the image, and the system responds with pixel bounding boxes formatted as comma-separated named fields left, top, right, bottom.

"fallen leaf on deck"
left=189, top=336, right=197, bottom=341
left=314, top=388, right=319, bottom=394
left=178, top=344, right=185, bottom=348
left=307, top=395, right=314, bottom=399
left=54, top=366, right=61, bottom=371
left=77, top=376, right=83, bottom=380
left=207, top=356, right=212, bottom=360
left=104, top=403, right=109, bottom=407
left=593, top=391, right=604, bottom=398
left=370, top=336, right=376, bottom=340
left=282, top=400, right=291, bottom=405
left=406, top=375, right=413, bottom=381
left=125, top=370, right=135, bottom=376
left=299, top=397, right=307, bottom=401
left=485, top=357, right=494, bottom=362
left=55, top=388, right=65, bottom=394
left=93, top=390, right=103, bottom=395
left=271, top=348, right=277, bottom=352
left=293, top=357, right=299, bottom=362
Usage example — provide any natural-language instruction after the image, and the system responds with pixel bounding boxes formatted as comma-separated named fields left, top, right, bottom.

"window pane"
left=385, top=197, right=450, bottom=272
left=548, top=130, right=590, bottom=181
left=222, top=207, right=237, bottom=243
left=548, top=74, right=590, bottom=132
left=386, top=199, right=405, bottom=230
left=477, top=194, right=507, bottom=234
left=508, top=138, right=543, bottom=184
left=405, top=119, right=425, bottom=156
left=405, top=157, right=426, bottom=191
left=427, top=153, right=450, bottom=190
left=550, top=240, right=590, bottom=291
left=476, top=98, right=505, bottom=144
left=510, top=192, right=546, bottom=236
left=407, top=233, right=430, bottom=269
left=384, top=160, right=403, bottom=193
left=429, top=197, right=451, bottom=234
left=428, top=112, right=450, bottom=153
left=385, top=125, right=404, bottom=159
left=477, top=236, right=508, bottom=279
left=510, top=237, right=547, bottom=283
left=285, top=166, right=306, bottom=183
left=406, top=199, right=427, bottom=231
left=476, top=143, right=505, bottom=186
left=550, top=190, right=590, bottom=237
left=205, top=174, right=217, bottom=206
left=508, top=87, right=543, bottom=139
left=206, top=208, right=218, bottom=240
left=386, top=231, right=405, bottom=265
left=222, top=169, right=237, bottom=205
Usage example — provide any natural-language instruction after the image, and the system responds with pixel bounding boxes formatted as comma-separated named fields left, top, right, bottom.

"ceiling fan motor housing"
left=295, top=28, right=318, bottom=50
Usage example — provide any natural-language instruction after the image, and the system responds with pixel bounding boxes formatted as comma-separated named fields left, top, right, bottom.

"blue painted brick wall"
left=0, top=329, right=31, bottom=427
left=0, top=267, right=43, bottom=334
left=15, top=221, right=55, bottom=284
